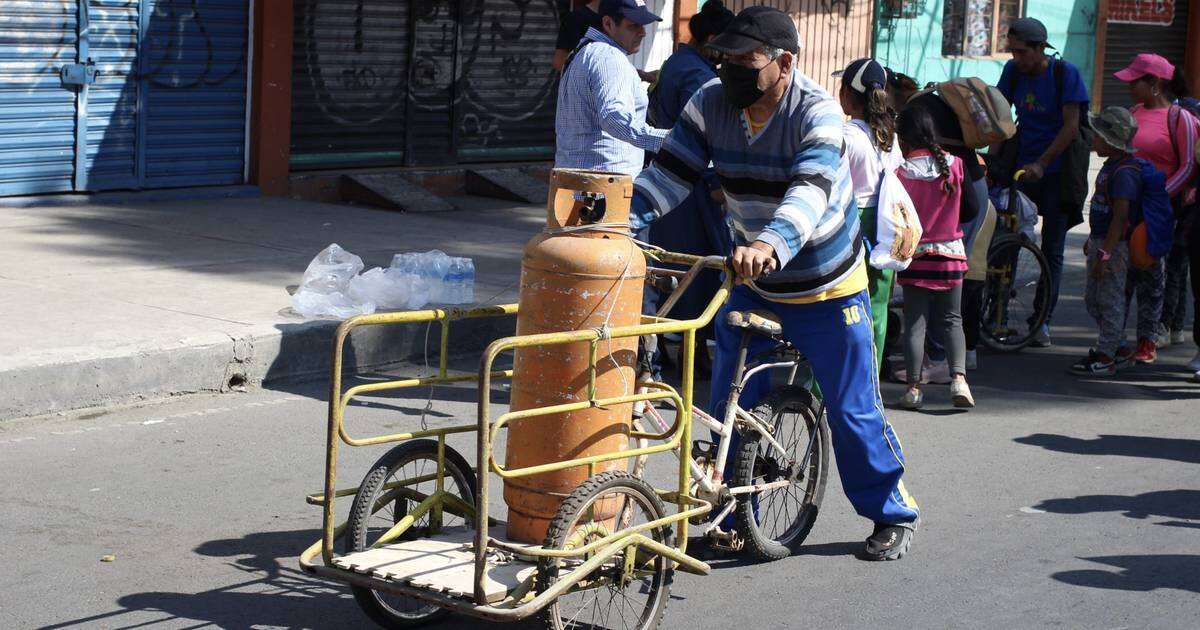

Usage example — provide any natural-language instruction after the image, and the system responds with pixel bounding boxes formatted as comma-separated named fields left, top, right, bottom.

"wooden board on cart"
left=332, top=526, right=537, bottom=603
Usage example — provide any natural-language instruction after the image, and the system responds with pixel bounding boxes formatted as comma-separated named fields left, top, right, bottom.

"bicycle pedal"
left=706, top=530, right=744, bottom=552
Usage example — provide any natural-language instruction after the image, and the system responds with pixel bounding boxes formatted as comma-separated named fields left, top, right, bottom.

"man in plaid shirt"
left=554, top=0, right=667, bottom=176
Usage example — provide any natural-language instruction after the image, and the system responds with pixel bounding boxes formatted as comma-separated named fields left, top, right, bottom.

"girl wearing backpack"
left=837, top=58, right=904, bottom=372
left=1114, top=54, right=1198, bottom=363
left=894, top=107, right=979, bottom=409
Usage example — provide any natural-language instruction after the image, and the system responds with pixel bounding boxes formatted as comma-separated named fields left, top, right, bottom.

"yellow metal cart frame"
left=299, top=250, right=730, bottom=623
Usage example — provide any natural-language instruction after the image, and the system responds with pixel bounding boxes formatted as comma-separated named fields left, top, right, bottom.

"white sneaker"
left=923, top=359, right=952, bottom=384
left=1156, top=333, right=1172, bottom=349
left=1188, top=351, right=1200, bottom=373
left=951, top=379, right=975, bottom=408
left=965, top=350, right=978, bottom=371
left=1170, top=330, right=1186, bottom=345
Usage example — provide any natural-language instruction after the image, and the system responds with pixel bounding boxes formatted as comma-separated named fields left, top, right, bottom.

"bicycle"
left=979, top=172, right=1053, bottom=352
left=632, top=256, right=832, bottom=560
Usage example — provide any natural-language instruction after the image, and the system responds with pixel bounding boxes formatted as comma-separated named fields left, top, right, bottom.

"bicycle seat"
left=726, top=309, right=784, bottom=339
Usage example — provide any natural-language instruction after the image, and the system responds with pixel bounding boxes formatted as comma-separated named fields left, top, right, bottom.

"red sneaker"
left=1133, top=338, right=1157, bottom=364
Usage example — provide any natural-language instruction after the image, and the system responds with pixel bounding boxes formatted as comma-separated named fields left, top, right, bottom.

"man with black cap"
left=994, top=16, right=1091, bottom=348
left=630, top=6, right=920, bottom=561
left=555, top=0, right=667, bottom=177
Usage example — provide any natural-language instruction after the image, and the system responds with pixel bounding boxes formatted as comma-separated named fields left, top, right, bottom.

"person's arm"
left=629, top=91, right=713, bottom=232
left=957, top=160, right=980, bottom=223
left=1022, top=62, right=1089, bottom=182
left=553, top=49, right=569, bottom=72
left=594, top=55, right=669, bottom=153
left=842, top=124, right=871, bottom=194
left=1096, top=167, right=1137, bottom=275
left=1097, top=198, right=1130, bottom=277
left=1020, top=103, right=1080, bottom=182
left=553, top=11, right=582, bottom=72
left=1165, top=108, right=1198, bottom=198
left=749, top=98, right=847, bottom=276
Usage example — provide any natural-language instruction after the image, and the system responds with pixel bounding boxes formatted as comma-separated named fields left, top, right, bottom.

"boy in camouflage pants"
left=1072, top=107, right=1143, bottom=377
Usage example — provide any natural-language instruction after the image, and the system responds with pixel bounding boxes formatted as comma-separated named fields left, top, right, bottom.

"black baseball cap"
left=599, top=0, right=662, bottom=26
left=707, top=6, right=799, bottom=55
left=1007, top=17, right=1056, bottom=49
left=833, top=58, right=887, bottom=94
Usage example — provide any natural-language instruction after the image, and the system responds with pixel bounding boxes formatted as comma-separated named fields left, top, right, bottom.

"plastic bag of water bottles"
left=291, top=244, right=376, bottom=318
left=390, top=250, right=475, bottom=306
left=292, top=245, right=476, bottom=319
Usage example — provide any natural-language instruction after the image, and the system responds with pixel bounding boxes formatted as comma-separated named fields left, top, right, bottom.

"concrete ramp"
left=341, top=173, right=456, bottom=213
left=465, top=168, right=549, bottom=204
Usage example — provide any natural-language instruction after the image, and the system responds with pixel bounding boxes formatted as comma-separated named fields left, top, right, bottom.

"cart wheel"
left=732, top=385, right=830, bottom=561
left=536, top=471, right=673, bottom=630
left=346, top=439, right=476, bottom=628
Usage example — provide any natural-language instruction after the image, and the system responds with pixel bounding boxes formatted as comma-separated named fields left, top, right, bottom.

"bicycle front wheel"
left=980, top=234, right=1051, bottom=352
left=731, top=386, right=830, bottom=561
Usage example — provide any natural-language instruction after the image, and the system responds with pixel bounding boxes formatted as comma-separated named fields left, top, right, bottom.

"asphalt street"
left=2, top=246, right=1199, bottom=629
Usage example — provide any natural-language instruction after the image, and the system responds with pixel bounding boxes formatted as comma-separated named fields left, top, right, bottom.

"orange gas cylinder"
left=503, top=169, right=647, bottom=543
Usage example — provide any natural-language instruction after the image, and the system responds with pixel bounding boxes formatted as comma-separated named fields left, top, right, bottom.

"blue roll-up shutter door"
left=0, top=1, right=80, bottom=196
left=140, top=0, right=249, bottom=187
left=0, top=0, right=248, bottom=196
left=86, top=0, right=140, bottom=190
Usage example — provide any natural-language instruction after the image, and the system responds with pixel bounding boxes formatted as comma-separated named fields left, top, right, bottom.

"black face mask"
left=719, top=62, right=765, bottom=109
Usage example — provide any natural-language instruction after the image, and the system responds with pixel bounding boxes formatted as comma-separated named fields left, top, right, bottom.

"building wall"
left=722, top=0, right=878, bottom=95
left=874, top=0, right=1099, bottom=95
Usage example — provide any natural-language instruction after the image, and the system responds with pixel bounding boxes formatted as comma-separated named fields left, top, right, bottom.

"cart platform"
left=332, top=526, right=537, bottom=604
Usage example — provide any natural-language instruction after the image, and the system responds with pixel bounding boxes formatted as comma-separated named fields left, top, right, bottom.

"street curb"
left=0, top=311, right=516, bottom=421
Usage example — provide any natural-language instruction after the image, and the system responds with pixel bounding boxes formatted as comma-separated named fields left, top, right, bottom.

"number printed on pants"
left=842, top=305, right=862, bottom=326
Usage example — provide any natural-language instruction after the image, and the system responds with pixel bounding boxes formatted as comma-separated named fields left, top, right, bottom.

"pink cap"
left=1113, top=53, right=1175, bottom=82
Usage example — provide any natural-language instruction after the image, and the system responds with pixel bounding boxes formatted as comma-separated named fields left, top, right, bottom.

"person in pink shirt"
left=894, top=107, right=979, bottom=410
left=1113, top=53, right=1198, bottom=363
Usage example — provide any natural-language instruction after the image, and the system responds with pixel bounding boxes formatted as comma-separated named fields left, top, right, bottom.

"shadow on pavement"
left=1053, top=555, right=1200, bottom=594
left=1033, top=489, right=1200, bottom=522
left=1014, top=433, right=1200, bottom=465
left=42, top=528, right=538, bottom=630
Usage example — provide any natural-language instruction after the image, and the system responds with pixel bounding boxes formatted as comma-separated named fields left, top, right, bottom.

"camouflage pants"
left=1085, top=238, right=1130, bottom=357
left=1125, top=255, right=1166, bottom=343
left=1161, top=239, right=1190, bottom=333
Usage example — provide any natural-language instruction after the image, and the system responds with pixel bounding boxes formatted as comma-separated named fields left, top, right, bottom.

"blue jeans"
left=1021, top=172, right=1069, bottom=325
left=710, top=285, right=919, bottom=526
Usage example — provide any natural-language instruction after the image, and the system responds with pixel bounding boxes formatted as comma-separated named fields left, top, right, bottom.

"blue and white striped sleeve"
left=592, top=50, right=668, bottom=154
left=757, top=99, right=846, bottom=268
left=629, top=89, right=712, bottom=231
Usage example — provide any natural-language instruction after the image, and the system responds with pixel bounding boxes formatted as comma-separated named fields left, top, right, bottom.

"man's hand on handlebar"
left=1015, top=162, right=1044, bottom=183
left=731, top=242, right=778, bottom=282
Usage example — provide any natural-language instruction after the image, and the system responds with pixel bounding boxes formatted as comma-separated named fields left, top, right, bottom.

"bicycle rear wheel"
left=980, top=234, right=1051, bottom=352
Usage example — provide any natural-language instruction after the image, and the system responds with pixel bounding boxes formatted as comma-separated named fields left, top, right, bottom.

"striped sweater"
left=629, top=70, right=860, bottom=301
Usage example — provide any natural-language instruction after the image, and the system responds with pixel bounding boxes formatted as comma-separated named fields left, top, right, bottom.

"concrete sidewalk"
left=0, top=191, right=540, bottom=420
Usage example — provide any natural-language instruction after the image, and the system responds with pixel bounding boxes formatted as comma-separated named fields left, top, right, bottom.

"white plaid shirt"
left=554, top=27, right=667, bottom=176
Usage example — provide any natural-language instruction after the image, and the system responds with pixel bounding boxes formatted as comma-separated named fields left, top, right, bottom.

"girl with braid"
left=837, top=58, right=904, bottom=373
left=895, top=107, right=979, bottom=410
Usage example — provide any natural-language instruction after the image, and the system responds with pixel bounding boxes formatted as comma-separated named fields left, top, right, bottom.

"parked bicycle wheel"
left=980, top=233, right=1051, bottom=352
left=346, top=440, right=476, bottom=628
left=537, top=471, right=673, bottom=630
left=731, top=385, right=830, bottom=561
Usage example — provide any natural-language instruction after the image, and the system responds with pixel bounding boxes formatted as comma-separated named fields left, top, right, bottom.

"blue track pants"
left=710, top=285, right=919, bottom=526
